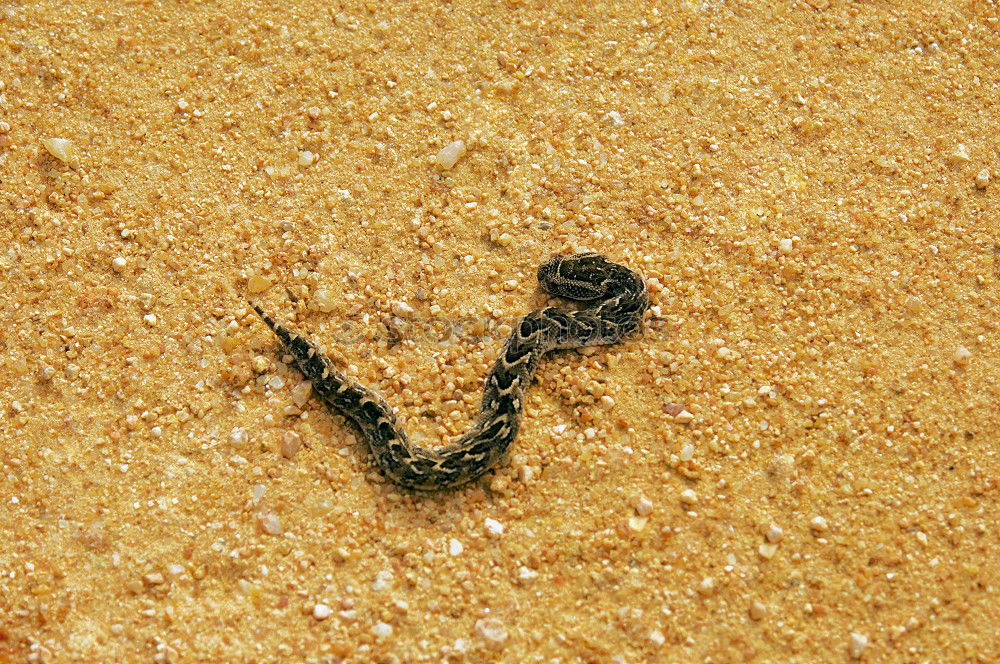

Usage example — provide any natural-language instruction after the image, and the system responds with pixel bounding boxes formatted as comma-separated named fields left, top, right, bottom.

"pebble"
left=947, top=143, right=970, bottom=164
left=43, top=137, right=75, bottom=163
left=448, top=538, right=464, bottom=556
left=258, top=511, right=283, bottom=535
left=758, top=543, right=778, bottom=560
left=679, top=443, right=695, bottom=461
left=648, top=630, right=665, bottom=647
left=143, top=313, right=157, bottom=326
left=484, top=518, right=505, bottom=538
left=766, top=523, right=784, bottom=543
left=391, top=300, right=415, bottom=317
left=975, top=168, right=990, bottom=189
left=633, top=495, right=653, bottom=516
left=298, top=150, right=315, bottom=167
left=849, top=632, right=869, bottom=658
left=779, top=238, right=794, bottom=253
left=953, top=346, right=971, bottom=363
left=674, top=409, right=694, bottom=424
left=599, top=395, right=615, bottom=410
left=810, top=516, right=829, bottom=532
left=435, top=140, right=466, bottom=169
left=474, top=618, right=508, bottom=645
left=312, top=603, right=332, bottom=620
left=280, top=431, right=302, bottom=459
left=314, top=289, right=337, bottom=313
left=247, top=274, right=271, bottom=294
left=143, top=572, right=165, bottom=586
left=749, top=601, right=767, bottom=620
left=697, top=577, right=715, bottom=596
left=518, top=566, right=538, bottom=582
left=679, top=489, right=698, bottom=505
left=371, top=622, right=393, bottom=639
left=111, top=256, right=127, bottom=271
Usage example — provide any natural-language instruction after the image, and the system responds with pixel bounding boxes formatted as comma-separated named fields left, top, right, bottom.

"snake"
left=249, top=253, right=649, bottom=491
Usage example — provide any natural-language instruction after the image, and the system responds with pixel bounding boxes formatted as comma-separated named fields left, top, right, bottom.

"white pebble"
left=766, top=523, right=784, bottom=543
left=948, top=143, right=970, bottom=164
left=251, top=484, right=266, bottom=507
left=779, top=238, right=794, bottom=253
left=975, top=168, right=990, bottom=189
left=679, top=443, right=695, bottom=461
left=230, top=427, right=249, bottom=448
left=599, top=395, right=615, bottom=410
left=257, top=511, right=283, bottom=535
left=674, top=409, right=694, bottom=424
left=474, top=618, right=508, bottom=645
left=43, top=137, right=75, bottom=163
left=697, top=577, right=715, bottom=596
left=448, top=538, right=464, bottom=556
left=953, top=346, right=971, bottom=363
left=143, top=313, right=157, bottom=326
left=372, top=569, right=394, bottom=591
left=849, top=632, right=869, bottom=659
left=484, top=518, right=505, bottom=538
left=810, top=515, right=828, bottom=532
left=312, top=603, right=332, bottom=620
left=298, top=150, right=315, bottom=167
left=518, top=566, right=538, bottom=582
left=111, top=256, right=127, bottom=271
left=435, top=140, right=467, bottom=169
left=372, top=622, right=393, bottom=639
left=679, top=489, right=698, bottom=505
left=633, top=496, right=654, bottom=517
left=648, top=630, right=665, bottom=647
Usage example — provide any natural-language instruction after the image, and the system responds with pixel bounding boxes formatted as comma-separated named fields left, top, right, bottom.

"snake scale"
left=250, top=253, right=649, bottom=490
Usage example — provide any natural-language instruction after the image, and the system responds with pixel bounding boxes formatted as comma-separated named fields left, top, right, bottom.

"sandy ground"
left=1, top=0, right=997, bottom=661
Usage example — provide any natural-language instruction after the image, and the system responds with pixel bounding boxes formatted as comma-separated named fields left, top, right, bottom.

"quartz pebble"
left=448, top=538, right=463, bottom=556
left=111, top=256, right=127, bottom=271
left=674, top=409, right=694, bottom=424
left=247, top=274, right=271, bottom=294
left=679, top=489, right=698, bottom=505
left=474, top=618, right=508, bottom=646
left=312, top=603, right=332, bottom=620
left=648, top=630, right=665, bottom=647
left=779, top=238, right=794, bottom=253
left=43, top=137, right=75, bottom=163
left=975, top=168, right=990, bottom=189
left=372, top=622, right=393, bottom=639
left=435, top=140, right=466, bottom=169
left=849, top=632, right=869, bottom=658
left=953, top=346, right=971, bottom=363
left=281, top=431, right=302, bottom=459
left=810, top=516, right=828, bottom=532
left=484, top=518, right=505, bottom=538
left=633, top=495, right=653, bottom=516
left=391, top=300, right=415, bottom=317
left=749, top=601, right=767, bottom=620
left=298, top=150, right=315, bottom=166
left=679, top=443, right=695, bottom=461
left=314, top=289, right=337, bottom=313
left=258, top=511, right=283, bottom=535
left=766, top=523, right=784, bottom=543
left=697, top=577, right=715, bottom=596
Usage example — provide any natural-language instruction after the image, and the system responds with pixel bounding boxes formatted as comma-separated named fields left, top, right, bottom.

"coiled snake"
left=250, top=253, right=649, bottom=490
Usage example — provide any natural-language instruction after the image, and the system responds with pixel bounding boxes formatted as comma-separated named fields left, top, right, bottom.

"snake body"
left=250, top=253, right=648, bottom=490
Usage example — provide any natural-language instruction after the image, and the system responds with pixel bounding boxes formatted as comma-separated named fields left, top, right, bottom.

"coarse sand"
left=0, top=1, right=997, bottom=661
